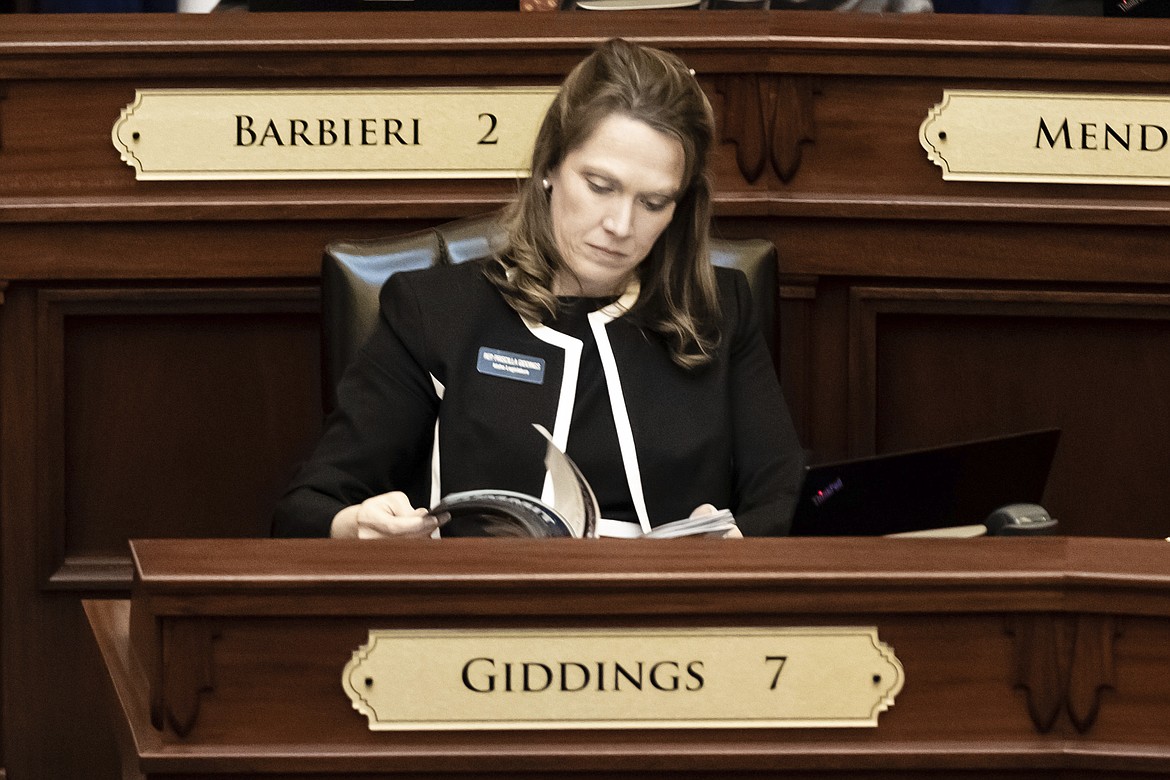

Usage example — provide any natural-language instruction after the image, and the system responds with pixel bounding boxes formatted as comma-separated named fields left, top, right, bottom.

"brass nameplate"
left=111, top=87, right=558, bottom=181
left=920, top=90, right=1170, bottom=186
left=342, top=626, right=904, bottom=730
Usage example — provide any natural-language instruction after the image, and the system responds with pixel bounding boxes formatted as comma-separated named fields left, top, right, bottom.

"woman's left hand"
left=690, top=504, right=743, bottom=538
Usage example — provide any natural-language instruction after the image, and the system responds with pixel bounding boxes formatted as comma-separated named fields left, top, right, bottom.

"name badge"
left=477, top=347, right=545, bottom=385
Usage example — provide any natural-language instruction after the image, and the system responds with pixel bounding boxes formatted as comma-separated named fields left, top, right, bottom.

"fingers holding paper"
left=331, top=491, right=439, bottom=539
left=689, top=504, right=743, bottom=539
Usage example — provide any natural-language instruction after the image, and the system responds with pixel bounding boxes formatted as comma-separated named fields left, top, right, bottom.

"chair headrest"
left=321, top=212, right=779, bottom=412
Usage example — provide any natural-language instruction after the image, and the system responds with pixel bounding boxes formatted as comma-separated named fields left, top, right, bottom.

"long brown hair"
left=484, top=38, right=720, bottom=369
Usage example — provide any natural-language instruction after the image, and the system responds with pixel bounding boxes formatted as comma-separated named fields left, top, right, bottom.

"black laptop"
left=788, top=429, right=1060, bottom=537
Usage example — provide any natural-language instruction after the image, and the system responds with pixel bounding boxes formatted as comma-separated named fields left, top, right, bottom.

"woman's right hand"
left=330, top=491, right=439, bottom=539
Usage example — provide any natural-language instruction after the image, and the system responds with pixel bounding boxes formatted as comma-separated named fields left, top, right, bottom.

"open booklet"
left=431, top=424, right=737, bottom=539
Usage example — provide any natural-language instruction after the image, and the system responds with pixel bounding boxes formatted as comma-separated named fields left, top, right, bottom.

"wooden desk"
left=87, top=537, right=1170, bottom=778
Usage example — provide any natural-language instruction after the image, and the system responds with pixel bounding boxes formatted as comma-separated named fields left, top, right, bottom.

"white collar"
left=594, top=278, right=640, bottom=322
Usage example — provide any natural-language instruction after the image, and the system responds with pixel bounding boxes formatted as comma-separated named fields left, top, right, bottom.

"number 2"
left=478, top=113, right=499, bottom=145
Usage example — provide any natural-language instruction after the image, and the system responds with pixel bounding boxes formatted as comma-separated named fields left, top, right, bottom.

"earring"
left=542, top=177, right=551, bottom=192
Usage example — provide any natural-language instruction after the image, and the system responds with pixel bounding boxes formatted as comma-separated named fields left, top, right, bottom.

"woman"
left=273, top=38, right=804, bottom=539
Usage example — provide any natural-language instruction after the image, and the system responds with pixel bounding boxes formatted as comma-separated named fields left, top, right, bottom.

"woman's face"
left=546, top=113, right=686, bottom=298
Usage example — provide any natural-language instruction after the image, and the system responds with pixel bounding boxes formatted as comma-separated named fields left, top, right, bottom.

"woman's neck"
left=551, top=271, right=635, bottom=299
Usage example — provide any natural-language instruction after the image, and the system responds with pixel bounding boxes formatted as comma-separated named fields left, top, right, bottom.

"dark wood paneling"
left=35, top=287, right=321, bottom=589
left=848, top=286, right=1170, bottom=537
left=4, top=284, right=322, bottom=779
left=0, top=221, right=449, bottom=281
left=767, top=219, right=1170, bottom=283
left=778, top=276, right=818, bottom=448
left=2, top=285, right=128, bottom=780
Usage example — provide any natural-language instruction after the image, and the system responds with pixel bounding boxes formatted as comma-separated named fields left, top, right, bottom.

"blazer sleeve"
left=271, top=272, right=441, bottom=537
left=724, top=270, right=806, bottom=536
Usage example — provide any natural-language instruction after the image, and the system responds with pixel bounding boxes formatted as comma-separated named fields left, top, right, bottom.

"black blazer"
left=273, top=260, right=804, bottom=537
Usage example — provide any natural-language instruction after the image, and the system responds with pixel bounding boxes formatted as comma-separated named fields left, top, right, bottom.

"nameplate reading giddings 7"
left=342, top=626, right=904, bottom=731
left=112, top=87, right=558, bottom=181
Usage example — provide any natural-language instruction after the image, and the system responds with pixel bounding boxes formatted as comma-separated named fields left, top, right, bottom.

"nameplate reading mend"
left=342, top=626, right=904, bottom=730
left=920, top=90, right=1170, bottom=186
left=111, top=87, right=558, bottom=181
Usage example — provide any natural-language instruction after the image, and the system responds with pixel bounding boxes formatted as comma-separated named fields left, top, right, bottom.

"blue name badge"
left=477, top=347, right=546, bottom=385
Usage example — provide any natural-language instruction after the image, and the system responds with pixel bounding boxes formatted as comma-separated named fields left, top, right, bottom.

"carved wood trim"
left=161, top=618, right=218, bottom=738
left=1007, top=613, right=1117, bottom=735
left=1008, top=614, right=1068, bottom=733
left=718, top=74, right=766, bottom=184
left=716, top=75, right=817, bottom=185
left=769, top=76, right=817, bottom=184
left=1066, top=613, right=1118, bottom=733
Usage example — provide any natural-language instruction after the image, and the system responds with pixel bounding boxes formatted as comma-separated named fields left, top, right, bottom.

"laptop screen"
left=788, top=429, right=1060, bottom=537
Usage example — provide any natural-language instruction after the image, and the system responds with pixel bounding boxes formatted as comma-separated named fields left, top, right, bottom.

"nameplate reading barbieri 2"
left=111, top=87, right=558, bottom=181
left=920, top=90, right=1170, bottom=186
left=342, top=626, right=904, bottom=731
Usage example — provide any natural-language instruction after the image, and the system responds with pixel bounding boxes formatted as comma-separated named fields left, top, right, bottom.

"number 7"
left=765, top=656, right=788, bottom=690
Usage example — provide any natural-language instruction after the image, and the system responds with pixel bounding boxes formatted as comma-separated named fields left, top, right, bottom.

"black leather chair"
left=321, top=211, right=778, bottom=412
